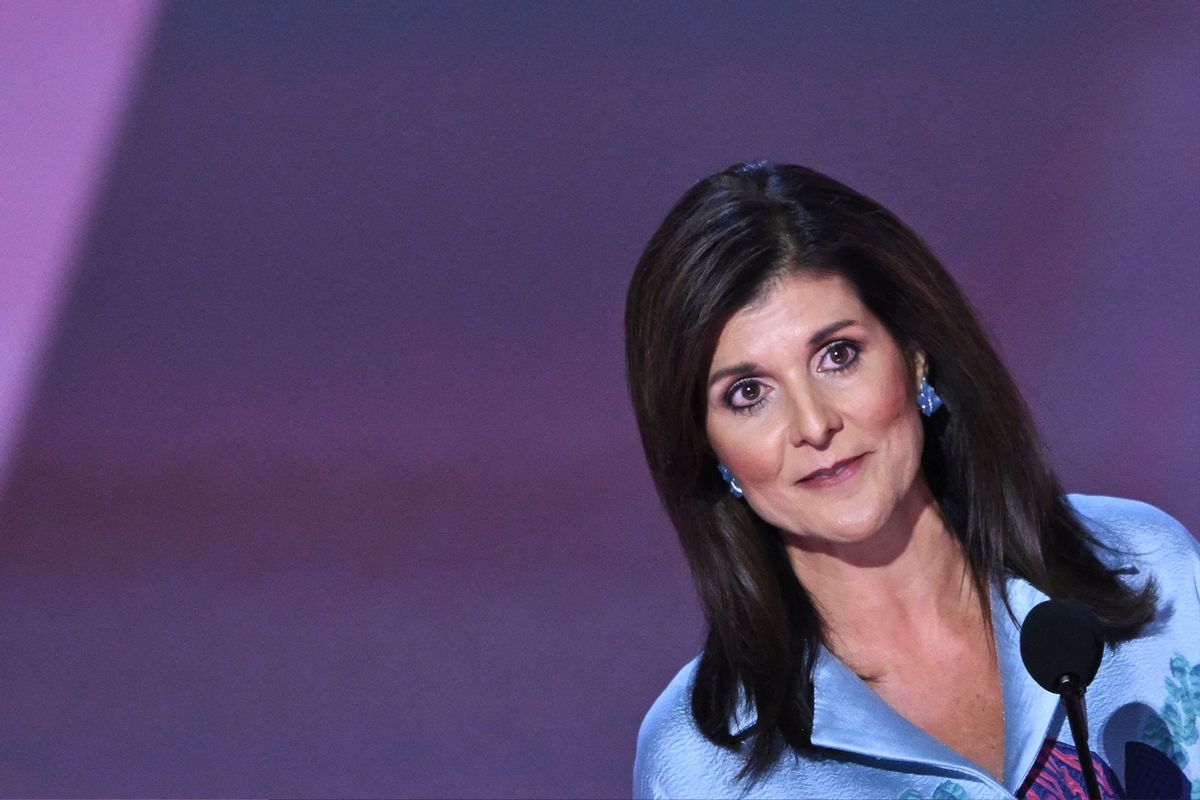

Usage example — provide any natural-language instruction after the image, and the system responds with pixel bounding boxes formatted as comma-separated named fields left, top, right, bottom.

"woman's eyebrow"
left=807, top=318, right=856, bottom=346
left=707, top=362, right=757, bottom=389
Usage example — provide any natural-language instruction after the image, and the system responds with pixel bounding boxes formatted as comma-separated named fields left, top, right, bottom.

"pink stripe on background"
left=0, top=0, right=160, bottom=493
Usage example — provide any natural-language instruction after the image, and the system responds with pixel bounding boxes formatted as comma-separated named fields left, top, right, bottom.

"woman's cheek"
left=874, top=377, right=924, bottom=478
left=720, top=418, right=787, bottom=488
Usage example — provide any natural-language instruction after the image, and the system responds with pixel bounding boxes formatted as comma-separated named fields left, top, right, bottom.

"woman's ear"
left=913, top=350, right=928, bottom=388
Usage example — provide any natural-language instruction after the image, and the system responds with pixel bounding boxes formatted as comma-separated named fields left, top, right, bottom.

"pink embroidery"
left=1018, top=739, right=1123, bottom=800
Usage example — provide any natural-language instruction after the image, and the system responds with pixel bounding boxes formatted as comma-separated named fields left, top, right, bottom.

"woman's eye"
left=818, top=340, right=860, bottom=372
left=728, top=381, right=766, bottom=408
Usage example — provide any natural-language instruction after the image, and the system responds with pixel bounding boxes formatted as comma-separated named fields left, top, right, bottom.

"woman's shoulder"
left=636, top=656, right=699, bottom=749
left=1064, top=493, right=1199, bottom=587
left=633, top=656, right=747, bottom=799
left=1065, top=493, right=1197, bottom=555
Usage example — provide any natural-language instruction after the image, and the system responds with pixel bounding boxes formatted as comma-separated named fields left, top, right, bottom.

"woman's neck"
left=781, top=483, right=985, bottom=663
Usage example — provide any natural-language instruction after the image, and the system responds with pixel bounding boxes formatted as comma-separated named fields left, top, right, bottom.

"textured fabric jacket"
left=633, top=495, right=1200, bottom=799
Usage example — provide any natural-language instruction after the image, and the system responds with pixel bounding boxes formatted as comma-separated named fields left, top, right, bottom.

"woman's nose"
left=787, top=387, right=842, bottom=448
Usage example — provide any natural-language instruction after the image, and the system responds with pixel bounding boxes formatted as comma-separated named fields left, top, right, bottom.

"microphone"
left=1019, top=599, right=1105, bottom=800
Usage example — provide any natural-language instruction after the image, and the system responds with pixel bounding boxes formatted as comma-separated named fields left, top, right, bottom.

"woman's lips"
left=797, top=453, right=867, bottom=489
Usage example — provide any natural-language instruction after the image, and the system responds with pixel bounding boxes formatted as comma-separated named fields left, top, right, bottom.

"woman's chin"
left=780, top=516, right=882, bottom=551
left=777, top=502, right=915, bottom=556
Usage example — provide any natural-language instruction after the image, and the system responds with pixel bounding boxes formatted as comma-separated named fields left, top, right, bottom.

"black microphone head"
left=1020, top=598, right=1105, bottom=693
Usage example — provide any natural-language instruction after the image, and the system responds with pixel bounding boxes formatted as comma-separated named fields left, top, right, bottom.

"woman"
left=625, top=162, right=1199, bottom=799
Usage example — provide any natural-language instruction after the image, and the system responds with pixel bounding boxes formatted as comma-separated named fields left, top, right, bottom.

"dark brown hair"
left=624, top=162, right=1156, bottom=781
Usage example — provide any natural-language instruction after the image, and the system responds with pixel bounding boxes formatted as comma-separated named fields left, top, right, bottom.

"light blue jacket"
left=634, top=495, right=1200, bottom=799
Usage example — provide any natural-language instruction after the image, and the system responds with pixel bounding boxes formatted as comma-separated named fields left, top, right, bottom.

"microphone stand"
left=1055, top=674, right=1101, bottom=800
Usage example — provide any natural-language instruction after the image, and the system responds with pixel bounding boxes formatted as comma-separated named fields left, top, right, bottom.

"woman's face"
left=705, top=271, right=929, bottom=552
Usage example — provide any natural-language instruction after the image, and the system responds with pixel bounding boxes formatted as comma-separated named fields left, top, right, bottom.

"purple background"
left=1, top=2, right=1197, bottom=796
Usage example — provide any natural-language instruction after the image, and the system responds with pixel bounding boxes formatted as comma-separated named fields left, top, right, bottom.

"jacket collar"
left=724, top=576, right=1064, bottom=789
left=809, top=644, right=982, bottom=777
left=724, top=575, right=1056, bottom=796
left=994, top=575, right=1065, bottom=790
left=806, top=574, right=1062, bottom=791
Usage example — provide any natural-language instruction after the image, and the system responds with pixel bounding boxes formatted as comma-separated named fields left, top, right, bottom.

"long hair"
left=624, top=162, right=1156, bottom=781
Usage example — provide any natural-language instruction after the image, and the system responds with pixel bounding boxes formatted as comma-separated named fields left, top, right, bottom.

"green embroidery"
left=898, top=780, right=967, bottom=800
left=934, top=782, right=969, bottom=800
left=1143, top=653, right=1200, bottom=770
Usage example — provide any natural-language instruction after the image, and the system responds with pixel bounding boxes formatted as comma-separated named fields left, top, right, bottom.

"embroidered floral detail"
left=1143, top=653, right=1200, bottom=771
left=898, top=779, right=968, bottom=800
